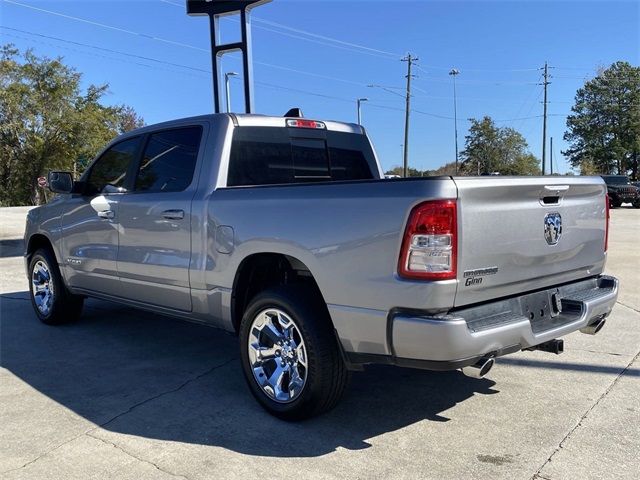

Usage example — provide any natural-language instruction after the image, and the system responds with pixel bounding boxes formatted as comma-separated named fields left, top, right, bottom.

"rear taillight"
left=286, top=119, right=326, bottom=129
left=398, top=200, right=457, bottom=280
left=604, top=193, right=610, bottom=252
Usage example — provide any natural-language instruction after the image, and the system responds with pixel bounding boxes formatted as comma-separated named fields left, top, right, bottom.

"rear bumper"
left=347, top=275, right=618, bottom=370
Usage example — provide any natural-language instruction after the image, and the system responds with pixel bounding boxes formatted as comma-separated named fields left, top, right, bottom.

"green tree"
left=563, top=61, right=640, bottom=179
left=384, top=166, right=427, bottom=177
left=429, top=161, right=458, bottom=176
left=0, top=45, right=144, bottom=206
left=459, top=116, right=540, bottom=175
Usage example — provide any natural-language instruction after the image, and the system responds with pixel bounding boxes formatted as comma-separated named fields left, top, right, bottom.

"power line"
left=0, top=27, right=452, bottom=119
left=510, top=79, right=542, bottom=128
left=247, top=21, right=398, bottom=60
left=1, top=30, right=212, bottom=80
left=495, top=115, right=542, bottom=123
left=414, top=64, right=541, bottom=81
left=3, top=0, right=208, bottom=52
left=0, top=26, right=211, bottom=74
left=7, top=0, right=596, bottom=93
left=158, top=0, right=402, bottom=59
left=4, top=26, right=576, bottom=126
left=1, top=0, right=374, bottom=88
left=252, top=17, right=400, bottom=58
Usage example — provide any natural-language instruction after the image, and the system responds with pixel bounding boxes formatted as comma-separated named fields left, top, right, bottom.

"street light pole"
left=449, top=68, right=460, bottom=175
left=357, top=98, right=368, bottom=125
left=225, top=71, right=238, bottom=113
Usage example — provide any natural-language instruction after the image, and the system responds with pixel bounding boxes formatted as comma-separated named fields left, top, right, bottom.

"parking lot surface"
left=1, top=206, right=638, bottom=480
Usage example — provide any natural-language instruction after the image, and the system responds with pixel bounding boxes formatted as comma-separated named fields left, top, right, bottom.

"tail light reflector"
left=605, top=193, right=610, bottom=252
left=398, top=200, right=457, bottom=280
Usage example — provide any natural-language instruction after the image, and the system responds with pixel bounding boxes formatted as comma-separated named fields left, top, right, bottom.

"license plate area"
left=521, top=289, right=563, bottom=324
left=522, top=291, right=551, bottom=322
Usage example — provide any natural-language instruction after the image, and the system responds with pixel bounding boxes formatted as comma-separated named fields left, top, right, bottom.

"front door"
left=116, top=126, right=204, bottom=311
left=62, top=136, right=142, bottom=296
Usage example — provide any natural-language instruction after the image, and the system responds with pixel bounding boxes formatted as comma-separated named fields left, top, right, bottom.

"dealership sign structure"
left=186, top=0, right=273, bottom=114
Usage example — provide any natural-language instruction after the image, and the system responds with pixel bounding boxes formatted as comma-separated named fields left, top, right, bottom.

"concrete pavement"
left=0, top=206, right=638, bottom=480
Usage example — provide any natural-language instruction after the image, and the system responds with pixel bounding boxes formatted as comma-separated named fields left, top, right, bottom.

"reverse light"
left=605, top=193, right=610, bottom=252
left=398, top=200, right=457, bottom=280
left=286, top=119, right=326, bottom=129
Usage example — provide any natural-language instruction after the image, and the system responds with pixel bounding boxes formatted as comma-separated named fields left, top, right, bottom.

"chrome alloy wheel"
left=31, top=260, right=54, bottom=316
left=248, top=308, right=308, bottom=403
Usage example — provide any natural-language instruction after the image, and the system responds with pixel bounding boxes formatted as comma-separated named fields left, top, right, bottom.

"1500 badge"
left=463, top=266, right=499, bottom=286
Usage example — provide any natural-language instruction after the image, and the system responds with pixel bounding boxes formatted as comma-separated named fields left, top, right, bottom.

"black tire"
left=239, top=285, right=349, bottom=420
left=28, top=248, right=84, bottom=325
left=610, top=199, right=621, bottom=208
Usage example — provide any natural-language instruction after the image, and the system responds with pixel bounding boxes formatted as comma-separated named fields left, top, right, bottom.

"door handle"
left=162, top=209, right=184, bottom=220
left=97, top=210, right=115, bottom=219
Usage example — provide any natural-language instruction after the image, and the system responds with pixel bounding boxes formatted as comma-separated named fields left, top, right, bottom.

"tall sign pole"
left=186, top=1, right=273, bottom=114
left=401, top=53, right=418, bottom=178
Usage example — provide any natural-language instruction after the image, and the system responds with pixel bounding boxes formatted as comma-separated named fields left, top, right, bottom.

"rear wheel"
left=239, top=285, right=349, bottom=420
left=29, top=248, right=84, bottom=325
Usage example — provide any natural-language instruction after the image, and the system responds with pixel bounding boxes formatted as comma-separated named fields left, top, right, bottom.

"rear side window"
left=86, top=136, right=141, bottom=195
left=227, top=127, right=376, bottom=186
left=135, top=126, right=202, bottom=193
left=327, top=133, right=376, bottom=181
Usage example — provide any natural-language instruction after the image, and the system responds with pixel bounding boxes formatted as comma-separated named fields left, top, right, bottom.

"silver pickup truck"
left=25, top=113, right=619, bottom=419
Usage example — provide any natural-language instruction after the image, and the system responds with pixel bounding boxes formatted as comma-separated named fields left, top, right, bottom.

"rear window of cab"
left=227, top=127, right=377, bottom=186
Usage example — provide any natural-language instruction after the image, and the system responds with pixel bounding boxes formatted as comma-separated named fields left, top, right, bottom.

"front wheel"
left=239, top=285, right=349, bottom=420
left=29, top=248, right=84, bottom=325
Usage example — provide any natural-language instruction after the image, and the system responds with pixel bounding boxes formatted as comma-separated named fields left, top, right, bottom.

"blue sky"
left=1, top=0, right=638, bottom=173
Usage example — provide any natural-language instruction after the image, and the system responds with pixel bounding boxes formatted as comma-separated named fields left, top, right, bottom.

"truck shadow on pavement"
left=1, top=291, right=499, bottom=457
left=0, top=239, right=24, bottom=259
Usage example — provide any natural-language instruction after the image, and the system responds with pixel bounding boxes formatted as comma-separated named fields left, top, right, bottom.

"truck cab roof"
left=124, top=113, right=365, bottom=136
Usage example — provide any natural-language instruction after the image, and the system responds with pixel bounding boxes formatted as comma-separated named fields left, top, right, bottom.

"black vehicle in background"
left=601, top=175, right=640, bottom=208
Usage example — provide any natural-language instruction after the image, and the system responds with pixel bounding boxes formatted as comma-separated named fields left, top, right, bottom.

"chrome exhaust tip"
left=580, top=317, right=606, bottom=335
left=461, top=357, right=495, bottom=379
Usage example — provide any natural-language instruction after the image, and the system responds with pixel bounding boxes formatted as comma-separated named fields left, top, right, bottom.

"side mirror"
left=48, top=171, right=74, bottom=194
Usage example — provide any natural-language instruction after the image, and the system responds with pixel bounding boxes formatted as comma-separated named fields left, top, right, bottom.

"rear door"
left=453, top=176, right=607, bottom=307
left=116, top=125, right=204, bottom=311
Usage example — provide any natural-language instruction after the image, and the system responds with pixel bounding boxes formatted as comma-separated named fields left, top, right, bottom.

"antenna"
left=186, top=0, right=273, bottom=114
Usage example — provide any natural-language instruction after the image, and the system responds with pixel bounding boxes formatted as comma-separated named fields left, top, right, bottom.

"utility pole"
left=356, top=97, right=368, bottom=125
left=541, top=62, right=551, bottom=175
left=449, top=68, right=460, bottom=175
left=401, top=53, right=418, bottom=178
left=550, top=137, right=554, bottom=175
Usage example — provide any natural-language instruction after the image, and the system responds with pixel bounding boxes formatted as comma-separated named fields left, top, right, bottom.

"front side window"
left=135, top=127, right=202, bottom=193
left=86, top=136, right=141, bottom=195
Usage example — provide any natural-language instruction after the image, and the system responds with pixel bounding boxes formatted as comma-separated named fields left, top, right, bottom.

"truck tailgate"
left=453, top=176, right=608, bottom=307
